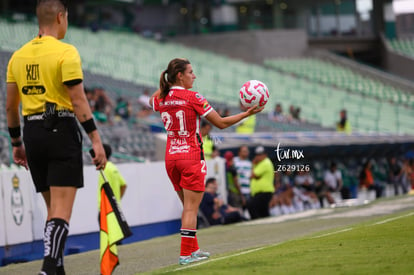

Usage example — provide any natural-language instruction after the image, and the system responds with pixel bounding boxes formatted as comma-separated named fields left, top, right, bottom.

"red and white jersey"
left=153, top=86, right=213, bottom=160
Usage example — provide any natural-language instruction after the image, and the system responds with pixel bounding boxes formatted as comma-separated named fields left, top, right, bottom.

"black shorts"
left=23, top=117, right=84, bottom=192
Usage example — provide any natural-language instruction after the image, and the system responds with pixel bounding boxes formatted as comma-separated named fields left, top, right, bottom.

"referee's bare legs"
left=42, top=186, right=77, bottom=222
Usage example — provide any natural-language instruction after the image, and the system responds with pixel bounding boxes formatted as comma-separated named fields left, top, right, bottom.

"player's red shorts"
left=165, top=159, right=207, bottom=192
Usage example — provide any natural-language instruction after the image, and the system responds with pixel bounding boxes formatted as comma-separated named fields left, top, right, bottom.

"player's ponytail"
left=159, top=70, right=169, bottom=99
left=159, top=58, right=191, bottom=99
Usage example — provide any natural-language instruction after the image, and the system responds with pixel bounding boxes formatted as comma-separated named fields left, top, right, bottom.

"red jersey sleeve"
left=190, top=92, right=213, bottom=117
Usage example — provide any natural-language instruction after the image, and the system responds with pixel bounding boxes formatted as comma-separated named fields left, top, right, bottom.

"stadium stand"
left=264, top=57, right=414, bottom=134
left=1, top=20, right=414, bottom=164
left=264, top=57, right=414, bottom=106
left=388, top=38, right=414, bottom=58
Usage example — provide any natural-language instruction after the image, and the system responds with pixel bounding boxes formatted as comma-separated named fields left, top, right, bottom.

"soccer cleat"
left=193, top=249, right=210, bottom=258
left=179, top=253, right=208, bottom=265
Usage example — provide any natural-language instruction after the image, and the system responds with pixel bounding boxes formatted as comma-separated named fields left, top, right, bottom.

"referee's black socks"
left=40, top=218, right=69, bottom=275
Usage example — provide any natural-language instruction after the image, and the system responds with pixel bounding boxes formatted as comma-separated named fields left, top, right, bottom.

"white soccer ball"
left=239, top=80, right=269, bottom=108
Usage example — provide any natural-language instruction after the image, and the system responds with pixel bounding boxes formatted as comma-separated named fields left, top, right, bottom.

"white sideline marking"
left=172, top=227, right=356, bottom=272
left=171, top=211, right=414, bottom=272
left=309, top=228, right=353, bottom=239
left=373, top=212, right=414, bottom=225
left=172, top=244, right=279, bottom=272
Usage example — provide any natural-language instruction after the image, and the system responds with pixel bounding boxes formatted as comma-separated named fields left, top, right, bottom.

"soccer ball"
left=239, top=80, right=269, bottom=108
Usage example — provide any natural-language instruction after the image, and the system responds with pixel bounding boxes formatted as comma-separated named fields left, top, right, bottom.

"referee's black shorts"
left=23, top=117, right=84, bottom=193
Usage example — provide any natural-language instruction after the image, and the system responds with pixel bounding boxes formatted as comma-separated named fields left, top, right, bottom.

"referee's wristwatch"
left=11, top=141, right=22, bottom=147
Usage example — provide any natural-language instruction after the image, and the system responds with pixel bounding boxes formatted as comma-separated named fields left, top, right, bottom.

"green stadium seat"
left=1, top=21, right=414, bottom=134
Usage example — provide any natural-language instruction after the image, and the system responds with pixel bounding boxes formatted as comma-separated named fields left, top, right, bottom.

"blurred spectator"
left=410, top=159, right=414, bottom=192
left=338, top=165, right=357, bottom=199
left=200, top=121, right=214, bottom=160
left=114, top=96, right=132, bottom=121
left=224, top=151, right=244, bottom=208
left=389, top=157, right=403, bottom=195
left=236, top=103, right=256, bottom=134
left=85, top=88, right=96, bottom=111
left=388, top=156, right=411, bottom=195
left=293, top=107, right=301, bottom=121
left=138, top=89, right=151, bottom=108
left=400, top=158, right=411, bottom=195
left=294, top=170, right=320, bottom=210
left=199, top=178, right=243, bottom=225
left=288, top=105, right=301, bottom=123
left=359, top=160, right=385, bottom=199
left=211, top=145, right=220, bottom=159
left=324, top=162, right=342, bottom=191
left=323, top=162, right=350, bottom=204
left=136, top=106, right=153, bottom=119
left=336, top=109, right=352, bottom=134
left=247, top=146, right=275, bottom=219
left=313, top=164, right=336, bottom=207
left=268, top=103, right=286, bottom=122
left=93, top=87, right=114, bottom=123
left=234, top=145, right=252, bottom=202
left=269, top=171, right=295, bottom=215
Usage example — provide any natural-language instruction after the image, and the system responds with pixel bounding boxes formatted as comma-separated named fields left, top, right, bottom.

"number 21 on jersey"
left=161, top=110, right=189, bottom=137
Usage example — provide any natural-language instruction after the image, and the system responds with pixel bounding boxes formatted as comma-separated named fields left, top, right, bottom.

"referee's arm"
left=6, top=83, right=20, bottom=132
left=6, top=82, right=28, bottom=169
left=65, top=81, right=107, bottom=170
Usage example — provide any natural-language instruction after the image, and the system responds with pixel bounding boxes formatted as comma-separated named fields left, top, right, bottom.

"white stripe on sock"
left=51, top=226, right=62, bottom=259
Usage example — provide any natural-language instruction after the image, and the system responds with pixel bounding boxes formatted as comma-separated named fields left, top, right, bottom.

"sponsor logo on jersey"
left=195, top=93, right=205, bottom=101
left=22, top=85, right=46, bottom=95
left=159, top=100, right=187, bottom=107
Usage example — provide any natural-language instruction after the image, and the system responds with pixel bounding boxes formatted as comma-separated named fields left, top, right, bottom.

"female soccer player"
left=149, top=58, right=263, bottom=265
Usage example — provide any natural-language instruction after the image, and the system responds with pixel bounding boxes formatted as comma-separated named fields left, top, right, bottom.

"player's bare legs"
left=176, top=189, right=209, bottom=264
left=176, top=189, right=184, bottom=204
left=181, top=189, right=203, bottom=229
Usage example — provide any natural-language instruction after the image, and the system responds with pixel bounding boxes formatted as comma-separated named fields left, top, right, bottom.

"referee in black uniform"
left=6, top=1, right=106, bottom=274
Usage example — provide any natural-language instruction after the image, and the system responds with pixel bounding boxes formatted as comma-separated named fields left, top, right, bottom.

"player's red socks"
left=180, top=228, right=197, bottom=256
left=193, top=235, right=200, bottom=252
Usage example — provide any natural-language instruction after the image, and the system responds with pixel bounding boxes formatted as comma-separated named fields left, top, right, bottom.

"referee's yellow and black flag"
left=100, top=182, right=132, bottom=275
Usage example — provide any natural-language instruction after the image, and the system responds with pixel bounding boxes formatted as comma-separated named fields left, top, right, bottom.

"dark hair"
left=36, top=0, right=68, bottom=26
left=103, top=144, right=112, bottom=159
left=159, top=58, right=190, bottom=99
left=201, top=120, right=211, bottom=129
left=362, top=160, right=371, bottom=169
left=205, top=177, right=216, bottom=187
left=37, top=0, right=68, bottom=8
left=338, top=109, right=347, bottom=128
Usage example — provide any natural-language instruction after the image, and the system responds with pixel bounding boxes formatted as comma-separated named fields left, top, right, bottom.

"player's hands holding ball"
left=239, top=79, right=269, bottom=116
left=245, top=104, right=265, bottom=116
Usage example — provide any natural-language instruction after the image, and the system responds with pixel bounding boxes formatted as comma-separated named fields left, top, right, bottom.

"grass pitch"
left=154, top=210, right=414, bottom=274
left=1, top=196, right=413, bottom=275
